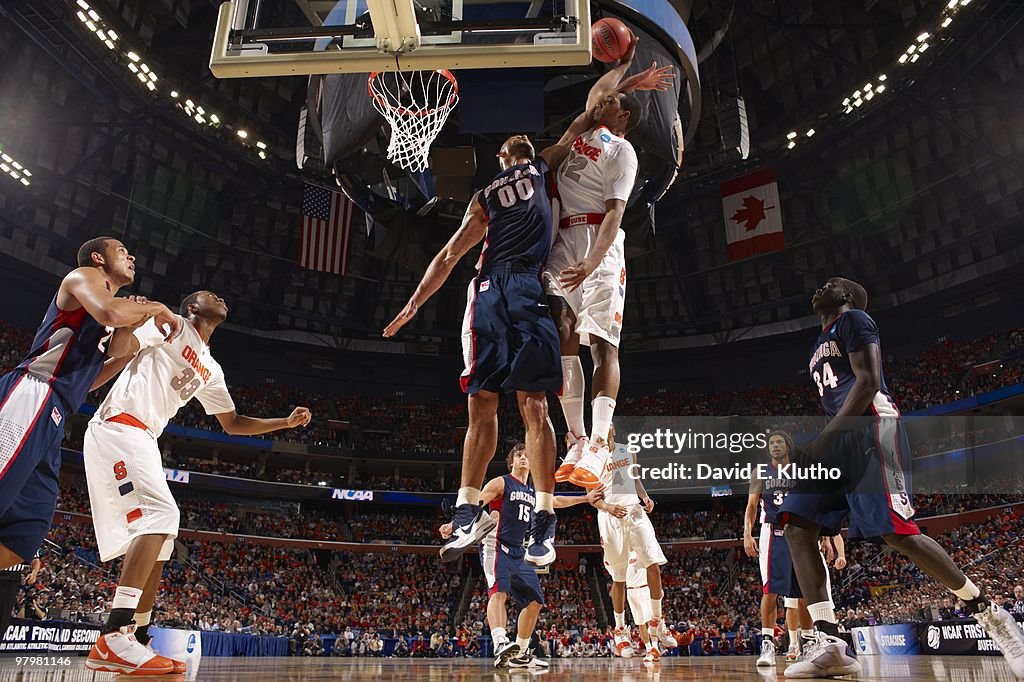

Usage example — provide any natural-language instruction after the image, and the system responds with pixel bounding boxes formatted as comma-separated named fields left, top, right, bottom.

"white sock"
left=808, top=601, right=837, bottom=625
left=558, top=356, right=586, bottom=438
left=614, top=612, right=626, bottom=629
left=491, top=627, right=507, bottom=643
left=535, top=492, right=554, bottom=514
left=112, top=585, right=142, bottom=612
left=456, top=486, right=480, bottom=507
left=135, top=611, right=152, bottom=627
left=651, top=598, right=662, bottom=619
left=761, top=627, right=775, bottom=637
left=788, top=629, right=798, bottom=646
left=590, top=396, right=616, bottom=445
left=516, top=637, right=530, bottom=652
left=952, top=577, right=981, bottom=601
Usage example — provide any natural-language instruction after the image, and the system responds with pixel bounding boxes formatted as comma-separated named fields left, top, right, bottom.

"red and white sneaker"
left=86, top=625, right=175, bottom=675
left=643, top=645, right=661, bottom=663
left=555, top=434, right=589, bottom=482
left=145, top=642, right=186, bottom=674
left=613, top=626, right=634, bottom=659
left=648, top=618, right=678, bottom=648
left=568, top=441, right=609, bottom=490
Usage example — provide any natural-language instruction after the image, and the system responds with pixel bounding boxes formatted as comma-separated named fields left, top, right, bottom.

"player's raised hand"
left=559, top=258, right=598, bottom=292
left=633, top=61, right=675, bottom=92
left=382, top=299, right=419, bottom=337
left=152, top=304, right=182, bottom=342
left=285, top=406, right=312, bottom=428
left=620, top=31, right=639, bottom=64
left=439, top=522, right=453, bottom=539
left=743, top=533, right=758, bottom=558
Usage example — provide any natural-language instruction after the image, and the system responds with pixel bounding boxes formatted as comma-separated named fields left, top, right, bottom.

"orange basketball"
left=591, top=18, right=632, bottom=63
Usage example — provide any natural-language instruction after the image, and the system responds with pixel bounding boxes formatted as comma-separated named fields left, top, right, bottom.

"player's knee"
left=590, top=338, right=618, bottom=366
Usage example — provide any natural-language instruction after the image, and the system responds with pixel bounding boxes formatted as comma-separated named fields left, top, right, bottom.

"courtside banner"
left=0, top=619, right=101, bottom=655
left=852, top=624, right=919, bottom=656
left=917, top=616, right=1024, bottom=656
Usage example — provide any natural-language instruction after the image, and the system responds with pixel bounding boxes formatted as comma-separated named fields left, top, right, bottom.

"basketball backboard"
left=210, top=0, right=593, bottom=78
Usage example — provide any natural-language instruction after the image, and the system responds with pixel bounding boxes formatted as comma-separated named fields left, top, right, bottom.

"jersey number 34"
left=812, top=362, right=839, bottom=397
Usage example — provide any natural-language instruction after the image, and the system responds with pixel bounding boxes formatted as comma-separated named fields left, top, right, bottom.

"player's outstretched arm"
left=62, top=268, right=180, bottom=340
left=382, top=195, right=487, bottom=338
left=613, top=61, right=676, bottom=96
left=214, top=406, right=312, bottom=436
left=538, top=108, right=596, bottom=169
left=586, top=32, right=639, bottom=111
left=553, top=488, right=603, bottom=508
left=477, top=476, right=505, bottom=508
left=743, top=478, right=762, bottom=558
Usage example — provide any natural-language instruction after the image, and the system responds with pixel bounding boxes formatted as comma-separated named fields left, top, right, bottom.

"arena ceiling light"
left=787, top=0, right=975, bottom=150
left=69, top=0, right=271, bottom=162
left=0, top=145, right=33, bottom=186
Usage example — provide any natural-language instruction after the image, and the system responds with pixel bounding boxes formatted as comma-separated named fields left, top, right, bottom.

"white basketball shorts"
left=83, top=419, right=178, bottom=562
left=543, top=224, right=626, bottom=348
left=599, top=506, right=667, bottom=583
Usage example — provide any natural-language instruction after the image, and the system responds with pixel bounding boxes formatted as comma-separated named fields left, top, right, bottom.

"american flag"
left=300, top=183, right=354, bottom=275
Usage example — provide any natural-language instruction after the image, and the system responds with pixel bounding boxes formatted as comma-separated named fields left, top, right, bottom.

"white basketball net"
left=368, top=69, right=459, bottom=173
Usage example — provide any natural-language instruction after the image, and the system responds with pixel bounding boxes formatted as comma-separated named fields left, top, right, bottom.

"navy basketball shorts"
left=758, top=523, right=801, bottom=598
left=779, top=417, right=920, bottom=542
left=460, top=263, right=562, bottom=395
left=482, top=540, right=545, bottom=608
left=0, top=371, right=67, bottom=562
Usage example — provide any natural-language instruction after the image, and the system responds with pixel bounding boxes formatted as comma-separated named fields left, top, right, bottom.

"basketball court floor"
left=0, top=656, right=1019, bottom=681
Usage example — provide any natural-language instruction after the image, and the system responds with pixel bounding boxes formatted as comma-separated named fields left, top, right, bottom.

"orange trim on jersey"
left=106, top=412, right=150, bottom=431
left=559, top=213, right=606, bottom=229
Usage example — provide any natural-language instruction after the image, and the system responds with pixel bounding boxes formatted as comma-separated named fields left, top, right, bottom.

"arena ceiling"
left=0, top=0, right=1021, bottom=351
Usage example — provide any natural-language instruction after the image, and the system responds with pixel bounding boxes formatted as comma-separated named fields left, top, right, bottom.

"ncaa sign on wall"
left=332, top=488, right=374, bottom=501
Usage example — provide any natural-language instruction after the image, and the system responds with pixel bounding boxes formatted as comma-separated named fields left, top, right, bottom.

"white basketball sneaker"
left=784, top=631, right=861, bottom=679
left=568, top=440, right=609, bottom=490
left=976, top=602, right=1024, bottom=679
left=613, top=626, right=634, bottom=659
left=555, top=434, right=589, bottom=482
left=648, top=618, right=678, bottom=648
left=756, top=637, right=777, bottom=667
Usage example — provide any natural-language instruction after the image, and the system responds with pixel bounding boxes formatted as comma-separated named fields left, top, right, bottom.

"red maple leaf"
left=731, top=195, right=771, bottom=231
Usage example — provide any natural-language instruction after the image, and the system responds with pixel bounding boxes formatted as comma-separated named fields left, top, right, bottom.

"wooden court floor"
left=0, top=655, right=1020, bottom=680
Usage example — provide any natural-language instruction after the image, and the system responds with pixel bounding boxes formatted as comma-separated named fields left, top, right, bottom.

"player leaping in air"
left=545, top=33, right=675, bottom=490
left=83, top=290, right=311, bottom=675
left=440, top=443, right=601, bottom=668
left=384, top=113, right=595, bottom=567
left=779, top=277, right=1024, bottom=679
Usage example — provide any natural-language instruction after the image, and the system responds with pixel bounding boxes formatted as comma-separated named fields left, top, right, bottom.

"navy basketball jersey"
left=489, top=474, right=535, bottom=551
left=476, top=158, right=554, bottom=274
left=808, top=310, right=898, bottom=419
left=760, top=463, right=796, bottom=525
left=16, top=297, right=109, bottom=410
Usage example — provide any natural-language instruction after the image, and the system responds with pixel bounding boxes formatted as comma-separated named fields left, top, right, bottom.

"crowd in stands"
left=4, top=314, right=1000, bottom=456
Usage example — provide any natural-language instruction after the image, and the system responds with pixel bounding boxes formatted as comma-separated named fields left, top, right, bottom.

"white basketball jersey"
left=556, top=126, right=639, bottom=217
left=95, top=316, right=235, bottom=438
left=602, top=443, right=640, bottom=506
left=626, top=549, right=646, bottom=589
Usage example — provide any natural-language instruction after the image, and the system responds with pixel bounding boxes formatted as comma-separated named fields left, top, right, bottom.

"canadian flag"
left=721, top=168, right=784, bottom=261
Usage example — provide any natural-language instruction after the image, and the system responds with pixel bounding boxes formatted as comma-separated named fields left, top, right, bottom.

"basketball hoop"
left=368, top=69, right=459, bottom=173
